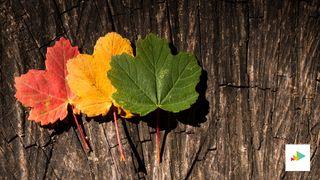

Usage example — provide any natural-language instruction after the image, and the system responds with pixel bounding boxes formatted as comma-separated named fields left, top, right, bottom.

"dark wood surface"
left=0, top=0, right=319, bottom=179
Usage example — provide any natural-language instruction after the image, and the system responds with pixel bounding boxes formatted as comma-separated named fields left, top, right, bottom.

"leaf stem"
left=71, top=112, right=90, bottom=153
left=156, top=109, right=161, bottom=163
left=113, top=111, right=126, bottom=161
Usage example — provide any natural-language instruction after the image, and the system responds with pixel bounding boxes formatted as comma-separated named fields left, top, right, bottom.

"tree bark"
left=0, top=0, right=319, bottom=179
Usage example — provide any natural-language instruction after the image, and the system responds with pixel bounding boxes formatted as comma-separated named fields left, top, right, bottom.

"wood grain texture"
left=0, top=0, right=319, bottom=179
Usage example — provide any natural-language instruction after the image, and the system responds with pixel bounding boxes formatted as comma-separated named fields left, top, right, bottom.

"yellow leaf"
left=66, top=33, right=133, bottom=117
left=94, top=32, right=133, bottom=71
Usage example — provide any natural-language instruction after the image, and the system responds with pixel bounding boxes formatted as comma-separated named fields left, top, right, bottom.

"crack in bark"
left=218, top=83, right=278, bottom=92
left=5, top=134, right=18, bottom=144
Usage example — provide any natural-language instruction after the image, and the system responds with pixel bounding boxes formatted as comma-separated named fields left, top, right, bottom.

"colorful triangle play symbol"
left=291, top=151, right=305, bottom=161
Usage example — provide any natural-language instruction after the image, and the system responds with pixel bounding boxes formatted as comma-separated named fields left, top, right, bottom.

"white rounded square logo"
left=285, top=144, right=310, bottom=171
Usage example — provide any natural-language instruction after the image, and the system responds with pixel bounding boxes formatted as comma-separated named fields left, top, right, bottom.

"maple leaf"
left=15, top=38, right=79, bottom=125
left=108, top=33, right=201, bottom=116
left=66, top=32, right=133, bottom=117
left=108, top=33, right=201, bottom=163
left=15, top=38, right=90, bottom=152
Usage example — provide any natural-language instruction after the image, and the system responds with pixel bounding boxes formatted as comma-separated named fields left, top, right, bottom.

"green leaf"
left=108, top=33, right=201, bottom=116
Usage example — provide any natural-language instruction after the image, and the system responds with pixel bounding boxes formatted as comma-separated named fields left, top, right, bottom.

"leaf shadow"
left=45, top=118, right=72, bottom=136
left=44, top=112, right=75, bottom=136
left=87, top=110, right=114, bottom=124
left=175, top=69, right=209, bottom=126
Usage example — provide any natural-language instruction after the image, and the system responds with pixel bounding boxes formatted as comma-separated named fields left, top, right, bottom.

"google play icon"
left=290, top=151, right=305, bottom=161
left=285, top=144, right=310, bottom=171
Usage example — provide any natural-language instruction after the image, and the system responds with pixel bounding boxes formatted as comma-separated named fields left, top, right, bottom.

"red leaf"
left=15, top=38, right=79, bottom=125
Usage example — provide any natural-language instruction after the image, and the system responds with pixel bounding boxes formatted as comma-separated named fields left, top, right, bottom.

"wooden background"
left=1, top=0, right=319, bottom=179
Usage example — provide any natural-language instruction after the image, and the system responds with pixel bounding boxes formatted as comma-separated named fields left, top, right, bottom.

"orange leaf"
left=14, top=38, right=79, bottom=125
